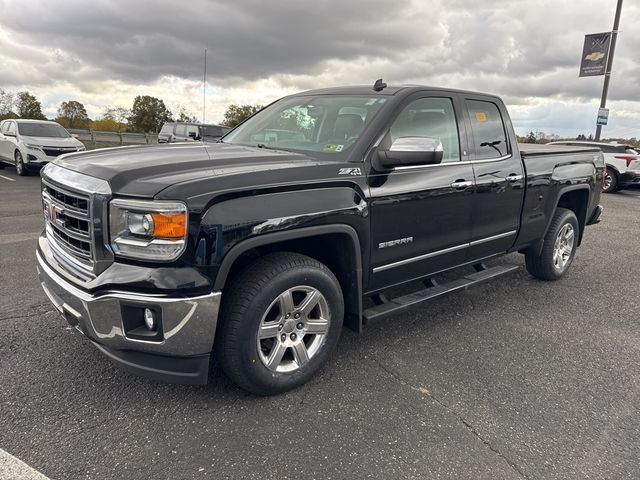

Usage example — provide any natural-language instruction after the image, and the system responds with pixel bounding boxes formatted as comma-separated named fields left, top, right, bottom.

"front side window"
left=389, top=97, right=460, bottom=163
left=7, top=122, right=17, bottom=135
left=224, top=95, right=388, bottom=156
left=175, top=124, right=187, bottom=136
left=465, top=100, right=508, bottom=160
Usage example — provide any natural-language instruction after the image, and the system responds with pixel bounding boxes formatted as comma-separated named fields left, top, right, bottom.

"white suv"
left=549, top=140, right=640, bottom=193
left=0, top=119, right=85, bottom=176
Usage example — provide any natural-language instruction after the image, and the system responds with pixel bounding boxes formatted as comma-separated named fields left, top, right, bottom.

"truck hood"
left=54, top=142, right=330, bottom=198
left=21, top=135, right=83, bottom=148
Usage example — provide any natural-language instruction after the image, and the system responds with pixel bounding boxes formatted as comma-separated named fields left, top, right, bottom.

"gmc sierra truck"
left=37, top=83, right=604, bottom=395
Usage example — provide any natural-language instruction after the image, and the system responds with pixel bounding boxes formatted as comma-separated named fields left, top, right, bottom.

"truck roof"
left=294, top=84, right=502, bottom=100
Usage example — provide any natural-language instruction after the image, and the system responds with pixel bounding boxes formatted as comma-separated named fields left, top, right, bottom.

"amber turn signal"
left=150, top=212, right=187, bottom=238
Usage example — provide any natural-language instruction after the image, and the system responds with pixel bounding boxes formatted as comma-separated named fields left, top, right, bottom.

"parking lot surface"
left=1, top=166, right=639, bottom=480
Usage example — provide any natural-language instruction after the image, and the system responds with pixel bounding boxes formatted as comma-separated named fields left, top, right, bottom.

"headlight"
left=24, top=143, right=42, bottom=151
left=109, top=199, right=188, bottom=261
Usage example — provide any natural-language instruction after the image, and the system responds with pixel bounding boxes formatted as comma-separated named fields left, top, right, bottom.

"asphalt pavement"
left=0, top=165, right=639, bottom=480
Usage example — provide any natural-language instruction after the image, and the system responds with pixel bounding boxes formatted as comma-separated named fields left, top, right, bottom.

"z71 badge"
left=338, top=168, right=362, bottom=176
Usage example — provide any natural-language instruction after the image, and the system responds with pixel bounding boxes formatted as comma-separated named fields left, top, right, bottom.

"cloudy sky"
left=1, top=0, right=638, bottom=138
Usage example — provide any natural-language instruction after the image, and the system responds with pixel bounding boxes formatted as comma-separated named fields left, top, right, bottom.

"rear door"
left=462, top=97, right=525, bottom=260
left=367, top=92, right=475, bottom=291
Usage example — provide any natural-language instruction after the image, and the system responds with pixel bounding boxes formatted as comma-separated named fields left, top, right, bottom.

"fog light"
left=144, top=308, right=156, bottom=330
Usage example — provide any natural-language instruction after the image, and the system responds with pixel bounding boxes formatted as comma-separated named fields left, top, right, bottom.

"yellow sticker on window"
left=475, top=112, right=487, bottom=122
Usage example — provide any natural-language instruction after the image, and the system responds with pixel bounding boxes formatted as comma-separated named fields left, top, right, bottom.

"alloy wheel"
left=256, top=285, right=330, bottom=373
left=553, top=223, right=575, bottom=271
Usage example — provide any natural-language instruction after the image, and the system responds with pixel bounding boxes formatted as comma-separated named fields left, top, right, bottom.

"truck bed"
left=518, top=143, right=601, bottom=157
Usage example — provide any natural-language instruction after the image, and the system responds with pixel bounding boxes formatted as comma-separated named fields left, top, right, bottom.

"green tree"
left=176, top=106, right=198, bottom=123
left=128, top=96, right=172, bottom=133
left=16, top=91, right=47, bottom=120
left=56, top=100, right=90, bottom=128
left=221, top=104, right=262, bottom=128
left=0, top=89, right=16, bottom=119
left=525, top=131, right=537, bottom=144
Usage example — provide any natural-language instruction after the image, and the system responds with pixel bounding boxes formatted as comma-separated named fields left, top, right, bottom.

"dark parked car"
left=158, top=122, right=231, bottom=143
left=37, top=83, right=604, bottom=395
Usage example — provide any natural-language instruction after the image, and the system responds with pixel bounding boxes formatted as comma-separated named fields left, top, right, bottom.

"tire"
left=217, top=252, right=344, bottom=395
left=525, top=208, right=579, bottom=281
left=15, top=151, right=28, bottom=176
left=603, top=169, right=618, bottom=193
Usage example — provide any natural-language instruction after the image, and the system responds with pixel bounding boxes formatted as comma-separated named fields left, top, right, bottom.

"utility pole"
left=595, top=0, right=623, bottom=141
left=203, top=49, right=207, bottom=124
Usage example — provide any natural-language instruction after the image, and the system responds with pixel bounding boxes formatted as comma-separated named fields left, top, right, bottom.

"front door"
left=367, top=94, right=475, bottom=291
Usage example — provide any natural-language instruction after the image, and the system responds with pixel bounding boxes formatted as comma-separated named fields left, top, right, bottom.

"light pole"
left=595, top=0, right=623, bottom=141
left=203, top=49, right=207, bottom=124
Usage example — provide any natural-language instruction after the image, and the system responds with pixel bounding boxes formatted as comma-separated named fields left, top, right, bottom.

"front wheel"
left=15, top=151, right=28, bottom=176
left=218, top=252, right=344, bottom=395
left=525, top=208, right=579, bottom=281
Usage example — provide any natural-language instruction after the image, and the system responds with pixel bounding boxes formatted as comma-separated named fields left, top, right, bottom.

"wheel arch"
left=214, top=225, right=364, bottom=332
left=526, top=185, right=590, bottom=256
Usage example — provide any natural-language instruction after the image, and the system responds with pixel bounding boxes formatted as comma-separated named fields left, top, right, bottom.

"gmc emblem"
left=43, top=198, right=65, bottom=228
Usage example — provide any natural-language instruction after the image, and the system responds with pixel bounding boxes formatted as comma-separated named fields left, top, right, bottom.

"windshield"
left=223, top=95, right=388, bottom=155
left=200, top=125, right=229, bottom=137
left=18, top=123, right=70, bottom=138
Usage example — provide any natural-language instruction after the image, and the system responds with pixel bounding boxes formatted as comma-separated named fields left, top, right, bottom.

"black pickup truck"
left=37, top=83, right=604, bottom=395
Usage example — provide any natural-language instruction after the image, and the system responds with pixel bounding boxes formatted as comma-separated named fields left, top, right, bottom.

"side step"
left=363, top=264, right=519, bottom=323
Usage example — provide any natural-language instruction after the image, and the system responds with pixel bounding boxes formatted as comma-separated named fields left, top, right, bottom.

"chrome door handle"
left=451, top=180, right=473, bottom=190
left=505, top=174, right=523, bottom=182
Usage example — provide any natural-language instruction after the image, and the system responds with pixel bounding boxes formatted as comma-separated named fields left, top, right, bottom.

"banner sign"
left=579, top=32, right=611, bottom=77
left=597, top=108, right=609, bottom=126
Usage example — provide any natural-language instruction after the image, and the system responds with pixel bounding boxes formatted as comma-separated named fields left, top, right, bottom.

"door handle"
left=505, top=174, right=523, bottom=182
left=450, top=180, right=473, bottom=190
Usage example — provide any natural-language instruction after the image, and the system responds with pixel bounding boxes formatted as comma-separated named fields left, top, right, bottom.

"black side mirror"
left=373, top=136, right=444, bottom=171
left=188, top=131, right=198, bottom=140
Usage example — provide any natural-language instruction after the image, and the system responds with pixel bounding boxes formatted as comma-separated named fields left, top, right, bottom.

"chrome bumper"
left=37, top=250, right=221, bottom=383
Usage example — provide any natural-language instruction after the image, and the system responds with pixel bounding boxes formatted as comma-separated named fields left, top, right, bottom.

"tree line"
left=0, top=88, right=262, bottom=134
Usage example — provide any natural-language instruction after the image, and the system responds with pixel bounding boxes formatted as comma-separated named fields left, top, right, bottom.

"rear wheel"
left=603, top=169, right=618, bottom=193
left=218, top=252, right=344, bottom=395
left=525, top=208, right=579, bottom=281
left=15, top=151, right=28, bottom=176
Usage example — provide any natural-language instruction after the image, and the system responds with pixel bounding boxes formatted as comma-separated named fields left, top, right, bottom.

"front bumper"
left=36, top=249, right=221, bottom=384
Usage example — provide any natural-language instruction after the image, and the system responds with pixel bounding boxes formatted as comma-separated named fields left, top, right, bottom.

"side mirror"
left=71, top=133, right=79, bottom=139
left=373, top=136, right=444, bottom=170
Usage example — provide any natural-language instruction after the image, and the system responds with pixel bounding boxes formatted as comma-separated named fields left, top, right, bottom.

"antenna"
left=373, top=78, right=387, bottom=92
left=203, top=49, right=207, bottom=124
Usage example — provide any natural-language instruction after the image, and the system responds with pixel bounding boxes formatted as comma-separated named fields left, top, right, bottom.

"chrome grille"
left=42, top=182, right=93, bottom=269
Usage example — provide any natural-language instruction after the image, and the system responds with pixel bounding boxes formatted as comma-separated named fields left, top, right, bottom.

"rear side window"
left=465, top=100, right=508, bottom=160
left=186, top=124, right=199, bottom=137
left=389, top=97, right=460, bottom=163
left=160, top=123, right=174, bottom=134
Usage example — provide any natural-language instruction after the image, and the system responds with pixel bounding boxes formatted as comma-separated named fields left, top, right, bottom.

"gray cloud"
left=0, top=0, right=638, bottom=137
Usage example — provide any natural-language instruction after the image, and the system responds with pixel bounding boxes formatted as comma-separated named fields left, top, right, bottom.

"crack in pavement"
left=368, top=355, right=531, bottom=480
left=0, top=303, right=55, bottom=322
